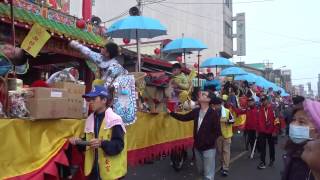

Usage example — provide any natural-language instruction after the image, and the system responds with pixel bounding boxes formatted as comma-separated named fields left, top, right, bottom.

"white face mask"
left=289, top=124, right=311, bottom=144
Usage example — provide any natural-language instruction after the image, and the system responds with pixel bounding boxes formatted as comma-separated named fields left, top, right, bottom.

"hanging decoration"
left=154, top=48, right=160, bottom=55
left=193, top=63, right=198, bottom=68
left=76, top=19, right=86, bottom=29
left=123, top=38, right=130, bottom=45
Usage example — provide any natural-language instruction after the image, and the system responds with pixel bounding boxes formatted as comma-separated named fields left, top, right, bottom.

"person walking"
left=233, top=97, right=259, bottom=156
left=257, top=95, right=279, bottom=169
left=211, top=97, right=234, bottom=177
left=167, top=90, right=221, bottom=180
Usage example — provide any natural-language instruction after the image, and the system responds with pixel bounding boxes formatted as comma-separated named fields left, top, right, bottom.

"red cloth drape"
left=82, top=0, right=92, bottom=21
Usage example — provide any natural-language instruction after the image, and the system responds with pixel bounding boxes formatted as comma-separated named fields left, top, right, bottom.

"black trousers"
left=246, top=130, right=256, bottom=152
left=258, top=133, right=275, bottom=164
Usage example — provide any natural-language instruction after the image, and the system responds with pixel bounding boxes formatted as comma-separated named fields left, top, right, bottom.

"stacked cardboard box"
left=25, top=82, right=86, bottom=120
left=52, top=82, right=86, bottom=119
left=26, top=88, right=68, bottom=119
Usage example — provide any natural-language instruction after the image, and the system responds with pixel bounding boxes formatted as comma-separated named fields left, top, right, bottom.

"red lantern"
left=76, top=19, right=86, bottom=29
left=123, top=38, right=130, bottom=45
left=207, top=68, right=211, bottom=73
left=193, top=63, right=198, bottom=68
left=176, top=56, right=182, bottom=62
left=154, top=48, right=160, bottom=55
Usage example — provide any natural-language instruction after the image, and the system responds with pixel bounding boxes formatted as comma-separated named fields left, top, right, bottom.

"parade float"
left=0, top=1, right=195, bottom=179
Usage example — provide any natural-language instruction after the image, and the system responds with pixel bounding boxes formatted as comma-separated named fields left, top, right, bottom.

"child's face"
left=87, top=96, right=107, bottom=112
left=172, top=68, right=181, bottom=76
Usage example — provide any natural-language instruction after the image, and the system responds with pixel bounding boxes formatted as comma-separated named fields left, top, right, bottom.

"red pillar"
left=82, top=0, right=92, bottom=21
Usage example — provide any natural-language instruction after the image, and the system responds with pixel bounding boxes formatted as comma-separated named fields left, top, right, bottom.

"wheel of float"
left=170, top=150, right=187, bottom=172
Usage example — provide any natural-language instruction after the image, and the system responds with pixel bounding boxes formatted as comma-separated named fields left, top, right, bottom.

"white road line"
left=215, top=151, right=249, bottom=173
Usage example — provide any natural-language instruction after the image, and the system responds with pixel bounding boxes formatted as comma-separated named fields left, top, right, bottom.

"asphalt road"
left=124, top=134, right=287, bottom=180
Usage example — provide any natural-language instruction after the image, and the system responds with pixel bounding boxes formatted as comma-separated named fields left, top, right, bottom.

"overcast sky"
left=233, top=0, right=320, bottom=92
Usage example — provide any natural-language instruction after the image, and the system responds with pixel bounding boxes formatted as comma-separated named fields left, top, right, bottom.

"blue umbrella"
left=268, top=83, right=281, bottom=91
left=107, top=16, right=167, bottom=71
left=235, top=73, right=258, bottom=83
left=201, top=57, right=233, bottom=75
left=220, top=67, right=247, bottom=76
left=280, top=88, right=290, bottom=97
left=162, top=37, right=207, bottom=53
left=201, top=57, right=233, bottom=68
left=162, top=36, right=207, bottom=87
left=107, top=16, right=167, bottom=39
left=255, top=77, right=281, bottom=91
left=255, top=76, right=270, bottom=88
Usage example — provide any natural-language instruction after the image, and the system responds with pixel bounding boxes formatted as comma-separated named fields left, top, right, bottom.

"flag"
left=21, top=23, right=51, bottom=57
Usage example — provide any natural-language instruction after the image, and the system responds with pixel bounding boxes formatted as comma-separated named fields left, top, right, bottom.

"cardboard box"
left=51, top=82, right=86, bottom=98
left=26, top=88, right=68, bottom=119
left=51, top=82, right=86, bottom=119
left=66, top=97, right=84, bottom=119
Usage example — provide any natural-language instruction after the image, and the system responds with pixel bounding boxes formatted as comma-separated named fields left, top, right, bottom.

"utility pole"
left=136, top=0, right=142, bottom=71
left=137, top=0, right=142, bottom=14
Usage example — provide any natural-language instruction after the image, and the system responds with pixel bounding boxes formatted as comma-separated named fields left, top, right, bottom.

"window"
left=224, top=22, right=232, bottom=38
left=224, top=0, right=232, bottom=8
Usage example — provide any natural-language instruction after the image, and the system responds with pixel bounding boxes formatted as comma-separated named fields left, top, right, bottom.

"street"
left=125, top=134, right=286, bottom=180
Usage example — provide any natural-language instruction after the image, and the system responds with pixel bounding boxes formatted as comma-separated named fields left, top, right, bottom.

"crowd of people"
left=65, top=39, right=319, bottom=180
left=167, top=69, right=320, bottom=180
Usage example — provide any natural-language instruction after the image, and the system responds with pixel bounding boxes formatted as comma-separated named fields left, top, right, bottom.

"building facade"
left=70, top=0, right=240, bottom=63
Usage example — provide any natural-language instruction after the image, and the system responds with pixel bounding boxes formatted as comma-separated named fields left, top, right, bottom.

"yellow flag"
left=21, top=23, right=51, bottom=57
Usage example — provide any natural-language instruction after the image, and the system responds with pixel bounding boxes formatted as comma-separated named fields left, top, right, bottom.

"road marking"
left=215, top=150, right=248, bottom=173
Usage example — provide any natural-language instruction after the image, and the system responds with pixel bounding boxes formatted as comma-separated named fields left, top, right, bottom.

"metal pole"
left=216, top=65, right=218, bottom=76
left=197, top=51, right=200, bottom=87
left=136, top=30, right=141, bottom=72
left=183, top=49, right=186, bottom=67
left=10, top=0, right=15, bottom=47
left=137, top=0, right=142, bottom=72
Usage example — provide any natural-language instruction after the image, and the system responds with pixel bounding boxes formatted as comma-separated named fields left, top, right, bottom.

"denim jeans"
left=194, top=148, right=216, bottom=180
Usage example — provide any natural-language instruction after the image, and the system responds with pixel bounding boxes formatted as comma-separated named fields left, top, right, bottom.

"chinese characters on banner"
left=21, top=23, right=51, bottom=57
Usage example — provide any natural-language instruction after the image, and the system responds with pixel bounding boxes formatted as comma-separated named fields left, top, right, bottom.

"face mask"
left=289, top=124, right=311, bottom=144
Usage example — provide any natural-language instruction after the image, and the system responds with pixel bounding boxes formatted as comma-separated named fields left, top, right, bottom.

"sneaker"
left=269, top=160, right=274, bottom=167
left=219, top=167, right=223, bottom=174
left=257, top=162, right=266, bottom=169
left=221, top=170, right=229, bottom=177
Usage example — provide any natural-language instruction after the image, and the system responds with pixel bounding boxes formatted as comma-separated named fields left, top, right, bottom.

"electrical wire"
left=161, top=0, right=274, bottom=5
left=102, top=9, right=131, bottom=23
left=148, top=3, right=320, bottom=44
left=145, top=6, right=222, bottom=35
left=142, top=0, right=167, bottom=5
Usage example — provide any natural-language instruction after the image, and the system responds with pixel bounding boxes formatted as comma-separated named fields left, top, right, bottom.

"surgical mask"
left=289, top=124, right=311, bottom=144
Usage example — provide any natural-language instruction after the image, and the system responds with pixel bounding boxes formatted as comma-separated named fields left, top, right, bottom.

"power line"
left=102, top=8, right=131, bottom=23
left=142, top=0, right=167, bottom=5
left=292, top=77, right=319, bottom=80
left=155, top=3, right=222, bottom=23
left=145, top=6, right=222, bottom=35
left=162, top=0, right=274, bottom=5
left=250, top=29, right=320, bottom=44
left=148, top=2, right=320, bottom=44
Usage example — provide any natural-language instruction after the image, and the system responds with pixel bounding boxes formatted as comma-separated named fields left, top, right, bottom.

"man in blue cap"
left=69, top=85, right=127, bottom=180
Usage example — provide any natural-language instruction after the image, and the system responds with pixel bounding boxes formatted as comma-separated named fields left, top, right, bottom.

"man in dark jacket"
left=168, top=90, right=221, bottom=180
